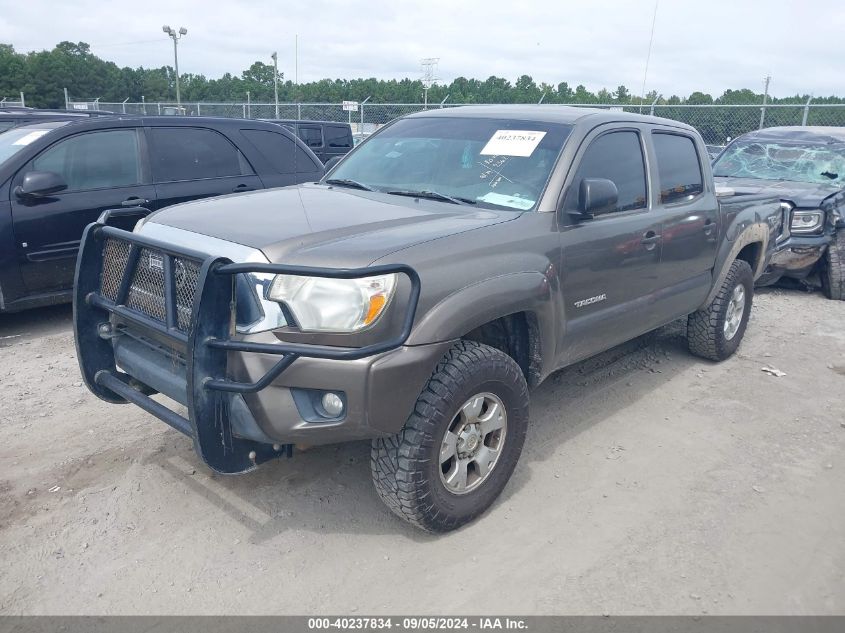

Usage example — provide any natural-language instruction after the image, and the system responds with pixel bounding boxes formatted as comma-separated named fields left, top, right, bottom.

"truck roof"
left=406, top=104, right=698, bottom=131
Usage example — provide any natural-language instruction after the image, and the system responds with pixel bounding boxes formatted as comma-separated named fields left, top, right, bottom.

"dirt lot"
left=0, top=289, right=843, bottom=615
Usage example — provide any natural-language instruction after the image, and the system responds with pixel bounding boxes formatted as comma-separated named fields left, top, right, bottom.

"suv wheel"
left=371, top=341, right=529, bottom=532
left=687, top=259, right=753, bottom=361
left=821, top=231, right=845, bottom=300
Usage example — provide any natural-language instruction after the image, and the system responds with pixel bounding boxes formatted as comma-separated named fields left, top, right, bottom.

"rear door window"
left=241, top=129, right=322, bottom=173
left=148, top=127, right=253, bottom=182
left=31, top=129, right=142, bottom=192
left=652, top=132, right=704, bottom=203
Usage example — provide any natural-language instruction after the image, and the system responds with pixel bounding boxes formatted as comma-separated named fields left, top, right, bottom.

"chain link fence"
left=1, top=97, right=25, bottom=108
left=70, top=99, right=845, bottom=145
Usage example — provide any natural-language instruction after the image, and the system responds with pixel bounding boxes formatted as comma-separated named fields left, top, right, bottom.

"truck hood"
left=713, top=176, right=843, bottom=208
left=146, top=184, right=520, bottom=266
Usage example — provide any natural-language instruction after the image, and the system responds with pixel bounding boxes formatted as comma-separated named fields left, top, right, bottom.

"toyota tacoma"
left=74, top=106, right=781, bottom=532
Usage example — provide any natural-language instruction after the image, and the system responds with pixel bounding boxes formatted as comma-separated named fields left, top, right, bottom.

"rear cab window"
left=297, top=126, right=323, bottom=149
left=652, top=132, right=704, bottom=203
left=324, top=125, right=352, bottom=149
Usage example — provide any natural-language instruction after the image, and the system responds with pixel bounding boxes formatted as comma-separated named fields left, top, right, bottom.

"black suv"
left=0, top=116, right=324, bottom=313
left=264, top=120, right=354, bottom=164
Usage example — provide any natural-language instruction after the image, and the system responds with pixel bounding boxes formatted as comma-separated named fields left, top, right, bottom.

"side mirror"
left=15, top=171, right=68, bottom=198
left=323, top=156, right=342, bottom=171
left=576, top=178, right=618, bottom=218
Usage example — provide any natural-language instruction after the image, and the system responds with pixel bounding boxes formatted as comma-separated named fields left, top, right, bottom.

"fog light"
left=321, top=392, right=344, bottom=417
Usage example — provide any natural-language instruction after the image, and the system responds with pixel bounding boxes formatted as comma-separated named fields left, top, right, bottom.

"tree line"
left=2, top=41, right=845, bottom=110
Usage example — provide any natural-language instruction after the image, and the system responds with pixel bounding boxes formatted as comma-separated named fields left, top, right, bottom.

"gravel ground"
left=0, top=288, right=843, bottom=615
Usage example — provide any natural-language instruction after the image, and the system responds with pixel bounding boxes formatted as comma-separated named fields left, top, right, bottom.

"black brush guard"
left=73, top=223, right=421, bottom=474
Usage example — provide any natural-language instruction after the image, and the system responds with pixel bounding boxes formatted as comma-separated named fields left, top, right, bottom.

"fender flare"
left=701, top=222, right=770, bottom=308
left=406, top=271, right=556, bottom=376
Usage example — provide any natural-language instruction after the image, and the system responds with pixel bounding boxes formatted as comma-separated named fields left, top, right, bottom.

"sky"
left=1, top=0, right=843, bottom=99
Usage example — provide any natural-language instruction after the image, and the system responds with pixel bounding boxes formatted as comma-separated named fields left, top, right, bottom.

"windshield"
left=327, top=117, right=572, bottom=211
left=0, top=122, right=66, bottom=166
left=713, top=139, right=845, bottom=186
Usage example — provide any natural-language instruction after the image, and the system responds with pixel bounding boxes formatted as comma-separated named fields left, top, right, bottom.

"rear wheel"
left=687, top=259, right=753, bottom=361
left=821, top=231, right=845, bottom=300
left=371, top=341, right=529, bottom=532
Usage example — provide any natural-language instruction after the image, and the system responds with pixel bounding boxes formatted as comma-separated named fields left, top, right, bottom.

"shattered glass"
left=713, top=141, right=845, bottom=185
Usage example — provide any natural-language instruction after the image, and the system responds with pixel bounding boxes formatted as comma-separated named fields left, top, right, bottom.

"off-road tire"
left=687, top=259, right=753, bottom=361
left=371, top=341, right=529, bottom=532
left=820, top=232, right=845, bottom=300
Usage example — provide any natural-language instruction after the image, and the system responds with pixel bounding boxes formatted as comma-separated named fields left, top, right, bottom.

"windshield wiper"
left=386, top=189, right=477, bottom=206
left=325, top=178, right=375, bottom=192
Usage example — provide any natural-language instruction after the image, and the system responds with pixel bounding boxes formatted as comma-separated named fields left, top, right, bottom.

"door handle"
left=121, top=197, right=149, bottom=207
left=641, top=231, right=661, bottom=251
left=232, top=184, right=256, bottom=193
left=642, top=231, right=660, bottom=247
left=703, top=219, right=716, bottom=236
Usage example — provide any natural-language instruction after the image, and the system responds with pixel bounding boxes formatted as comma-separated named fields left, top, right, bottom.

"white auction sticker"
left=12, top=130, right=50, bottom=146
left=480, top=130, right=546, bottom=157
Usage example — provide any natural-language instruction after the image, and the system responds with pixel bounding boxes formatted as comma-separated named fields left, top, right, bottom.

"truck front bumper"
left=74, top=223, right=430, bottom=474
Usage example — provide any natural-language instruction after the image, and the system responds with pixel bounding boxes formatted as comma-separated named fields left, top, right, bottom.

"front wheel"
left=820, top=231, right=845, bottom=300
left=371, top=341, right=529, bottom=532
left=687, top=259, right=754, bottom=361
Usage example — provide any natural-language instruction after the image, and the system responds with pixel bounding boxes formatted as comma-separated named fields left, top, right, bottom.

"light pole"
left=162, top=25, right=187, bottom=108
left=271, top=51, right=279, bottom=119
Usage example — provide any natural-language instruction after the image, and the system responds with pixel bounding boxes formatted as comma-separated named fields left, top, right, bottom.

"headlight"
left=266, top=273, right=397, bottom=332
left=133, top=215, right=149, bottom=233
left=790, top=210, right=824, bottom=234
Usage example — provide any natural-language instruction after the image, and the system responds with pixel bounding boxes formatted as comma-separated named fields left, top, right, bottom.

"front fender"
left=701, top=221, right=771, bottom=309
left=407, top=271, right=557, bottom=379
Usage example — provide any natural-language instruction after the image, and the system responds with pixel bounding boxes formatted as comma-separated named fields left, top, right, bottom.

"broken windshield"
left=713, top=140, right=845, bottom=186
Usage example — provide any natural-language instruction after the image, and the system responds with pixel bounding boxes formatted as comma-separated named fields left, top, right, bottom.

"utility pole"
left=162, top=25, right=188, bottom=108
left=759, top=75, right=771, bottom=129
left=271, top=51, right=280, bottom=118
left=295, top=35, right=299, bottom=87
left=420, top=58, right=439, bottom=110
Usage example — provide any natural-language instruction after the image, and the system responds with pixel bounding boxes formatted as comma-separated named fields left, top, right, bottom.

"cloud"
left=1, top=0, right=842, bottom=98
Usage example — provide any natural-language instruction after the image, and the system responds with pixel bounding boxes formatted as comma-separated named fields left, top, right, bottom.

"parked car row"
left=2, top=105, right=842, bottom=533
